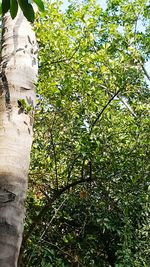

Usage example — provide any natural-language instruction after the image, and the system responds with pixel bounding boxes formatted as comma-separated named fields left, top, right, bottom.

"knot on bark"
left=0, top=187, right=16, bottom=203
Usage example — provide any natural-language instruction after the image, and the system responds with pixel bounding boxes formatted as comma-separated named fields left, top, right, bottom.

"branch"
left=90, top=89, right=121, bottom=134
left=49, top=40, right=81, bottom=65
left=19, top=172, right=120, bottom=266
left=21, top=176, right=94, bottom=250
left=117, top=95, right=136, bottom=117
left=103, top=86, right=137, bottom=117
left=141, top=64, right=150, bottom=81
left=50, top=129, right=58, bottom=190
left=66, top=155, right=80, bottom=185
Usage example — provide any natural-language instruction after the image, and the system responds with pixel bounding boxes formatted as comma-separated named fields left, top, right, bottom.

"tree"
left=0, top=7, right=38, bottom=267
left=20, top=0, right=149, bottom=266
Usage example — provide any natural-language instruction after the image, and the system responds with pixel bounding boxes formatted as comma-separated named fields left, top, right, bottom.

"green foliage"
left=10, top=0, right=18, bottom=19
left=0, top=0, right=45, bottom=22
left=18, top=99, right=33, bottom=114
left=21, top=0, right=150, bottom=266
left=33, top=0, right=44, bottom=12
left=2, top=0, right=10, bottom=14
left=18, top=0, right=35, bottom=22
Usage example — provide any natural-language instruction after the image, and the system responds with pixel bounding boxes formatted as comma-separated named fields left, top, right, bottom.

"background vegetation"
left=20, top=0, right=150, bottom=266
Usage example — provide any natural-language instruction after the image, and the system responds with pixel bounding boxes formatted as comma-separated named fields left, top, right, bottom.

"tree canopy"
left=17, top=0, right=150, bottom=266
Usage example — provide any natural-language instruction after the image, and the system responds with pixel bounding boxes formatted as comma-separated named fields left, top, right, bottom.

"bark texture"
left=0, top=10, right=38, bottom=267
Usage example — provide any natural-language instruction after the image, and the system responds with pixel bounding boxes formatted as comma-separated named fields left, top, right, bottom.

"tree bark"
left=0, top=9, right=38, bottom=267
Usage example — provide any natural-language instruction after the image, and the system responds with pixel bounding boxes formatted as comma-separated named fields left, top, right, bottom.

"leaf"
left=18, top=0, right=35, bottom=23
left=18, top=0, right=29, bottom=10
left=2, top=0, right=10, bottom=14
left=10, top=0, right=18, bottom=19
left=22, top=4, right=35, bottom=23
left=33, top=0, right=44, bottom=12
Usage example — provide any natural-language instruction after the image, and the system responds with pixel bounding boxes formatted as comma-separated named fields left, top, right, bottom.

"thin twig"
left=104, top=86, right=137, bottom=117
left=50, top=40, right=81, bottom=65
left=39, top=196, right=67, bottom=241
left=141, top=64, right=150, bottom=81
left=90, top=89, right=121, bottom=135
left=50, top=129, right=58, bottom=191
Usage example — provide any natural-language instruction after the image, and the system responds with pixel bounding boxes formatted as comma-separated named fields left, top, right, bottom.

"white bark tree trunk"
left=0, top=9, right=38, bottom=267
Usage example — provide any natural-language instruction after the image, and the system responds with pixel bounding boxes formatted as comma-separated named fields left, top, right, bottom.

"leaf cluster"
left=0, top=0, right=44, bottom=22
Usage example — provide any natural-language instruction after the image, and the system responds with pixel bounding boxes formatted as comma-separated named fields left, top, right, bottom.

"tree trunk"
left=0, top=9, right=38, bottom=267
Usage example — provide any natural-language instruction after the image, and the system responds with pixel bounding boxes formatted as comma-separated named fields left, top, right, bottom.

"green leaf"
left=2, top=0, right=10, bottom=14
left=33, top=0, right=44, bottom=12
left=18, top=0, right=35, bottom=23
left=18, top=0, right=28, bottom=10
left=22, top=4, right=35, bottom=23
left=10, top=0, right=18, bottom=19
